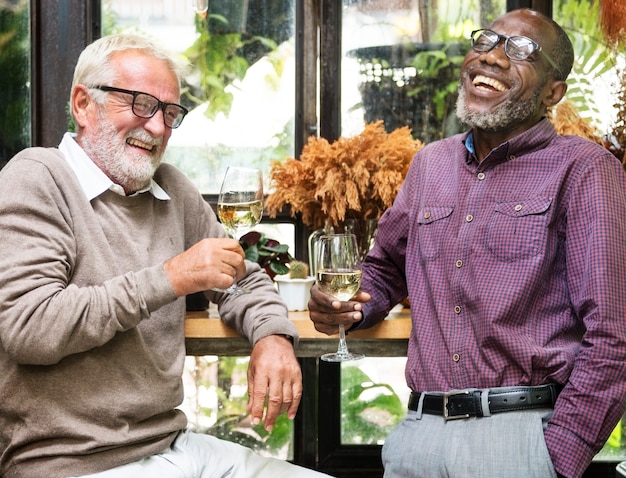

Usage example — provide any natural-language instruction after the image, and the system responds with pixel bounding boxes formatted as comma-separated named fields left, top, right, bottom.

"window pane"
left=341, top=357, right=409, bottom=445
left=338, top=0, right=505, bottom=447
left=103, top=0, right=295, bottom=195
left=341, top=0, right=505, bottom=141
left=0, top=0, right=30, bottom=168
left=181, top=355, right=294, bottom=460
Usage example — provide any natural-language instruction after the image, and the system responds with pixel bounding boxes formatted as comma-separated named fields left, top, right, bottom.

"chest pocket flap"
left=417, top=206, right=454, bottom=225
left=489, top=196, right=552, bottom=261
left=494, top=197, right=552, bottom=218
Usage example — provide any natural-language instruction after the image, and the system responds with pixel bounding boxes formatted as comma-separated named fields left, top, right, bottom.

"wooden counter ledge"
left=184, top=308, right=411, bottom=357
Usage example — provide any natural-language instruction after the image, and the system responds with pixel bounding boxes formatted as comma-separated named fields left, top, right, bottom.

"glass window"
left=553, top=0, right=621, bottom=134
left=338, top=0, right=505, bottom=447
left=103, top=0, right=296, bottom=195
left=340, top=358, right=409, bottom=445
left=0, top=0, right=30, bottom=169
left=341, top=0, right=505, bottom=141
left=181, top=355, right=294, bottom=460
left=102, top=0, right=299, bottom=460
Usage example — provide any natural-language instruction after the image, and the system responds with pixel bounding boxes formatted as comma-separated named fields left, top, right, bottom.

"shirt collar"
left=58, top=132, right=170, bottom=201
left=461, top=118, right=557, bottom=165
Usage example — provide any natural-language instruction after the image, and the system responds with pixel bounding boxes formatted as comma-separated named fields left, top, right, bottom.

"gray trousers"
left=382, top=408, right=558, bottom=478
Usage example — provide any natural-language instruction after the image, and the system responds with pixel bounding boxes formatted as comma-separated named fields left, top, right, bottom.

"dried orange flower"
left=548, top=100, right=604, bottom=146
left=266, top=121, right=424, bottom=229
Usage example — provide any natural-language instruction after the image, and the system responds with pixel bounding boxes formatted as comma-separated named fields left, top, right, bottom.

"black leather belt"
left=408, top=384, right=561, bottom=421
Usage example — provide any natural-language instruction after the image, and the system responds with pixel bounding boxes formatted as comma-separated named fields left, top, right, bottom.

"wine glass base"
left=321, top=352, right=365, bottom=362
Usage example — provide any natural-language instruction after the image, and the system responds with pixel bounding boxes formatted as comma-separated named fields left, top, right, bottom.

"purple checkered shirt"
left=359, top=119, right=626, bottom=478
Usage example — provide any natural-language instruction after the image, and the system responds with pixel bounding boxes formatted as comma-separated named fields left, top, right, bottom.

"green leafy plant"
left=183, top=14, right=277, bottom=120
left=340, top=366, right=405, bottom=444
left=187, top=357, right=405, bottom=455
left=406, top=45, right=466, bottom=122
left=554, top=0, right=616, bottom=125
left=239, top=231, right=293, bottom=278
left=190, top=356, right=293, bottom=456
left=0, top=0, right=29, bottom=167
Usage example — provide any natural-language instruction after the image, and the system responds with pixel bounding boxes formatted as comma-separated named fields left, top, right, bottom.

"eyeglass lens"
left=472, top=29, right=537, bottom=61
left=132, top=92, right=186, bottom=129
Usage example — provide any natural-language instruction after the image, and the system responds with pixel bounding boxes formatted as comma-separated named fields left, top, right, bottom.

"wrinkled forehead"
left=489, top=11, right=553, bottom=46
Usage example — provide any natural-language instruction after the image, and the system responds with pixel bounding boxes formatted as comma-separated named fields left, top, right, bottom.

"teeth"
left=127, top=138, right=155, bottom=151
left=473, top=74, right=507, bottom=92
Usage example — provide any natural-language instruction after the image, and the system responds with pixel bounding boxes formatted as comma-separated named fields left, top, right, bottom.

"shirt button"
left=510, top=155, right=516, bottom=161
left=466, top=214, right=473, bottom=223
left=455, top=260, right=463, bottom=268
left=514, top=204, right=523, bottom=212
left=454, top=306, right=461, bottom=314
left=424, top=211, right=431, bottom=219
left=477, top=172, right=485, bottom=180
left=453, top=353, right=460, bottom=362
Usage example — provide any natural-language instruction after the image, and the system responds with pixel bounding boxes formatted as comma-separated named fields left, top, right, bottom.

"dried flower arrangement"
left=265, top=121, right=424, bottom=229
left=548, top=100, right=605, bottom=147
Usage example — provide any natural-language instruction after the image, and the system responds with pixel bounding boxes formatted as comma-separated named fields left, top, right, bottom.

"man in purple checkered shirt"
left=309, top=8, right=626, bottom=478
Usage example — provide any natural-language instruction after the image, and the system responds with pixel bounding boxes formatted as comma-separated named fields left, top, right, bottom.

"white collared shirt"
left=58, top=132, right=170, bottom=201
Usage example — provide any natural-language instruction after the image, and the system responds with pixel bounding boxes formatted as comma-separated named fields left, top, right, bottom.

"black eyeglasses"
left=93, top=85, right=188, bottom=129
left=470, top=29, right=562, bottom=78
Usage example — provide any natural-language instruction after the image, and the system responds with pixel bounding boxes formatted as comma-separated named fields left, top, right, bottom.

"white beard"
left=456, top=83, right=541, bottom=132
left=81, top=108, right=164, bottom=193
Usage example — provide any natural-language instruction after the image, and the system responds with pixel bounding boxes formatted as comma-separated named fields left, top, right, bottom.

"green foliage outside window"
left=341, top=366, right=405, bottom=444
left=554, top=0, right=617, bottom=126
left=0, top=0, right=29, bottom=167
left=186, top=357, right=406, bottom=456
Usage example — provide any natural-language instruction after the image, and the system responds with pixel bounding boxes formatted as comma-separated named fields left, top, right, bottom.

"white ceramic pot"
left=274, top=275, right=315, bottom=311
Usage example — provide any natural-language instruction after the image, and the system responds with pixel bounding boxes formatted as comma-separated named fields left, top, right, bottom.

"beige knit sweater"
left=0, top=147, right=296, bottom=478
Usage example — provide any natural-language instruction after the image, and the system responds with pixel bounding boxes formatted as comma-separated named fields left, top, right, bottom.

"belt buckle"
left=443, top=390, right=471, bottom=421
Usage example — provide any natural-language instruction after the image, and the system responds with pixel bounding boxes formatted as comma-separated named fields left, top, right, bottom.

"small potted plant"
left=274, top=260, right=315, bottom=311
left=239, top=231, right=292, bottom=279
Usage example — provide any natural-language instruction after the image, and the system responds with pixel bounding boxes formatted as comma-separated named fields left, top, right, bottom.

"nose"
left=143, top=108, right=168, bottom=137
left=478, top=42, right=511, bottom=69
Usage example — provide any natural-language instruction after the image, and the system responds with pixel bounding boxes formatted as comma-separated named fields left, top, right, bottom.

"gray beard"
left=455, top=84, right=540, bottom=132
left=81, top=109, right=163, bottom=193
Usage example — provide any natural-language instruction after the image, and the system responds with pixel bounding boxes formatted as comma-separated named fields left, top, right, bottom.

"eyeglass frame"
left=92, top=85, right=188, bottom=129
left=470, top=29, right=562, bottom=78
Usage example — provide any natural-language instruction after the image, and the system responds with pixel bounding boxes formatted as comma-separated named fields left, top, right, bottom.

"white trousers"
left=72, top=430, right=332, bottom=478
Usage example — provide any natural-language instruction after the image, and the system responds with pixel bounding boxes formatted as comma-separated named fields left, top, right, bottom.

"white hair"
left=70, top=34, right=189, bottom=105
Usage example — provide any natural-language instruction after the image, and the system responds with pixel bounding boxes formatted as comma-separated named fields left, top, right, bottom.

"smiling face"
left=74, top=50, right=180, bottom=194
left=456, top=9, right=564, bottom=138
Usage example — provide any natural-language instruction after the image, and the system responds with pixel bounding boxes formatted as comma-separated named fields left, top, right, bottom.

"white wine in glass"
left=215, top=166, right=263, bottom=295
left=316, top=233, right=364, bottom=362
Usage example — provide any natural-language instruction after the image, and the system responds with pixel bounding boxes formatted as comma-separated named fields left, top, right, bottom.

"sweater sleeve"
left=0, top=151, right=178, bottom=365
left=155, top=163, right=299, bottom=347
left=211, top=262, right=300, bottom=347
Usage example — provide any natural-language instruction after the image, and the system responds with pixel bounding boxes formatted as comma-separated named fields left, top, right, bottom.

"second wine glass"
left=316, top=233, right=364, bottom=362
left=216, top=166, right=264, bottom=295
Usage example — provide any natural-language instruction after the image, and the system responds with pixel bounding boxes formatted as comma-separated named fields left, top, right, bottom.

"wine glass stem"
left=336, top=324, right=350, bottom=356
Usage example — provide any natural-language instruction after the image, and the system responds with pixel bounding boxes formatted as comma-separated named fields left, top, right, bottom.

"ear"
left=71, top=85, right=94, bottom=129
left=542, top=79, right=568, bottom=108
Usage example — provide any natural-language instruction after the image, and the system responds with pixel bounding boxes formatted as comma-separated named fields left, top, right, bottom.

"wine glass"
left=316, top=233, right=364, bottom=362
left=215, top=166, right=264, bottom=295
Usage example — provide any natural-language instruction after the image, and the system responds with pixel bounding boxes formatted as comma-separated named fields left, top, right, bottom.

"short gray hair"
left=70, top=34, right=189, bottom=104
